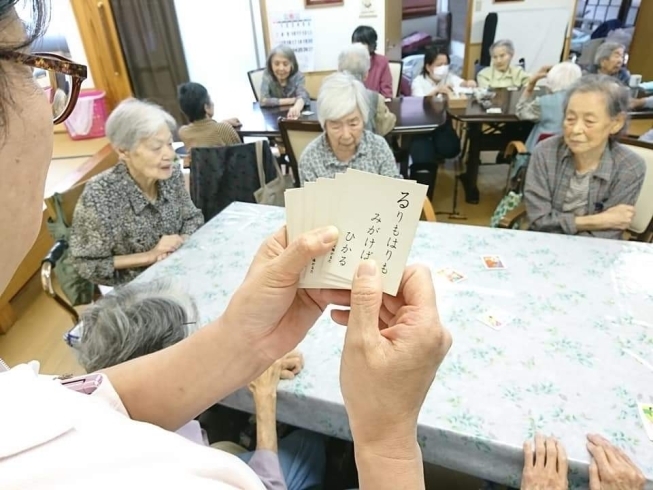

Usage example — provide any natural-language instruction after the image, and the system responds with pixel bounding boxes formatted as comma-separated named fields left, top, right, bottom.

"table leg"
left=459, top=123, right=481, bottom=204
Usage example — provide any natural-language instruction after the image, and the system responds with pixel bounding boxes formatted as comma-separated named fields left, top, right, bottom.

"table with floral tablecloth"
left=136, top=202, right=653, bottom=489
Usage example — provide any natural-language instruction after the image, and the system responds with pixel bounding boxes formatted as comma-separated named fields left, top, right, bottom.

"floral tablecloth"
left=137, top=202, right=653, bottom=488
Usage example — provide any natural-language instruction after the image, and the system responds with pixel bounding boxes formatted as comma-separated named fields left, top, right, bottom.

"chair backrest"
left=279, top=119, right=323, bottom=184
left=305, top=70, right=335, bottom=100
left=45, top=180, right=88, bottom=226
left=388, top=60, right=403, bottom=97
left=620, top=139, right=653, bottom=236
left=435, top=11, right=452, bottom=42
left=247, top=68, right=265, bottom=102
left=401, top=54, right=425, bottom=85
left=577, top=37, right=605, bottom=66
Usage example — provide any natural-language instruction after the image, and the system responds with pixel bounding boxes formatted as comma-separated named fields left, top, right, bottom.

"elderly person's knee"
left=76, top=280, right=199, bottom=372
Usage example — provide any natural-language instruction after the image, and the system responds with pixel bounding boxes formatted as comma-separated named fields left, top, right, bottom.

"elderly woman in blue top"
left=298, top=72, right=400, bottom=186
left=260, top=45, right=311, bottom=119
left=586, top=42, right=630, bottom=85
left=524, top=75, right=645, bottom=240
left=516, top=62, right=583, bottom=151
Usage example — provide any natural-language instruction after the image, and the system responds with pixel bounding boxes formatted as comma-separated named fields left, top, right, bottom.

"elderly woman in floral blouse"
left=299, top=72, right=400, bottom=185
left=71, top=99, right=204, bottom=286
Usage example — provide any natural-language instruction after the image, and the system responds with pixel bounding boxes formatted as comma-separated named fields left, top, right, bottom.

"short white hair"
left=546, top=62, right=582, bottom=93
left=106, top=98, right=176, bottom=151
left=594, top=42, right=625, bottom=65
left=490, top=39, right=515, bottom=56
left=317, top=72, right=369, bottom=128
left=338, top=43, right=371, bottom=82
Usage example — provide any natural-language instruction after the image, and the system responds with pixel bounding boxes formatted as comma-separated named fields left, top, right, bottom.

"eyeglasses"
left=0, top=51, right=87, bottom=125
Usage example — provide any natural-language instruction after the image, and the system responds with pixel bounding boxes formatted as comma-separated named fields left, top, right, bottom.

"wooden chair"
left=42, top=181, right=98, bottom=325
left=421, top=197, right=436, bottom=222
left=247, top=68, right=265, bottom=102
left=279, top=118, right=323, bottom=186
left=499, top=138, right=653, bottom=242
left=388, top=60, right=403, bottom=97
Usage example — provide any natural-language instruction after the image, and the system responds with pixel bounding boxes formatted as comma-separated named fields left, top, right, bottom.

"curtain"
left=110, top=0, right=190, bottom=123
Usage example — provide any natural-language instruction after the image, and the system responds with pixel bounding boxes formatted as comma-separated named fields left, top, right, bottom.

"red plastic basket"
left=64, top=89, right=108, bottom=140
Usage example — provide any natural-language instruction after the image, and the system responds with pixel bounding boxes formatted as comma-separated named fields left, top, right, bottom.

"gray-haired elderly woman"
left=76, top=280, right=199, bottom=372
left=524, top=74, right=645, bottom=240
left=516, top=62, right=583, bottom=151
left=587, top=42, right=630, bottom=86
left=477, top=39, right=530, bottom=89
left=337, top=43, right=396, bottom=136
left=298, top=72, right=400, bottom=185
left=260, top=44, right=311, bottom=119
left=70, top=99, right=204, bottom=286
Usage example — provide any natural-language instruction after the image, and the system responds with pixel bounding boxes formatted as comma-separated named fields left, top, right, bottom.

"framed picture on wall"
left=304, top=0, right=344, bottom=7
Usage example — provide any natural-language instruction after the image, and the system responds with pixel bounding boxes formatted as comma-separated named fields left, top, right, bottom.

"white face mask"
left=431, top=64, right=449, bottom=79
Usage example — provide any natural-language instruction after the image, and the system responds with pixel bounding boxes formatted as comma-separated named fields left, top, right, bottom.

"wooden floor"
left=0, top=134, right=507, bottom=489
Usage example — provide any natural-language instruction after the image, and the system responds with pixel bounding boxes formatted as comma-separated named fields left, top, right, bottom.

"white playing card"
left=477, top=309, right=513, bottom=330
left=285, top=169, right=426, bottom=295
left=637, top=403, right=653, bottom=441
left=322, top=170, right=426, bottom=295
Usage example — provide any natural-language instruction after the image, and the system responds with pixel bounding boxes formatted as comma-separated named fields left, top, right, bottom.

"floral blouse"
left=70, top=162, right=204, bottom=286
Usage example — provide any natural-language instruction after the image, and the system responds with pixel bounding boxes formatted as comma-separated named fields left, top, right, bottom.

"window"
left=402, top=0, right=437, bottom=19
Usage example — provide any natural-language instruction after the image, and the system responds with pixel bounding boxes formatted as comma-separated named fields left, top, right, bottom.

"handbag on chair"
left=253, top=140, right=294, bottom=206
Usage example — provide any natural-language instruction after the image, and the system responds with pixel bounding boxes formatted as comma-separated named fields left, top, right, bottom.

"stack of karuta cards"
left=285, top=169, right=427, bottom=296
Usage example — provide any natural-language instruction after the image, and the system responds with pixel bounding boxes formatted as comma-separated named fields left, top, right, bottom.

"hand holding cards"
left=285, top=169, right=427, bottom=295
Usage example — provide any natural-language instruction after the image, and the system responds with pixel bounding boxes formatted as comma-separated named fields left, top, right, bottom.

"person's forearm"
left=575, top=214, right=607, bottom=231
left=293, top=99, right=305, bottom=112
left=102, top=316, right=268, bottom=431
left=254, top=393, right=279, bottom=452
left=355, top=435, right=424, bottom=490
left=113, top=251, right=154, bottom=270
left=279, top=98, right=296, bottom=106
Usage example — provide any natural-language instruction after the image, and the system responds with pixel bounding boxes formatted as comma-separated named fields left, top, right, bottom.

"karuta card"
left=436, top=268, right=466, bottom=284
left=322, top=169, right=427, bottom=295
left=477, top=310, right=513, bottom=331
left=481, top=255, right=506, bottom=270
left=637, top=403, right=653, bottom=441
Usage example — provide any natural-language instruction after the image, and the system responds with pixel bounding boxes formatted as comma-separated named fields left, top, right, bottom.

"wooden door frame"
left=69, top=0, right=133, bottom=112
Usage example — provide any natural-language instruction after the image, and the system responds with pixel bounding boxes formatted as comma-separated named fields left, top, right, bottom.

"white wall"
left=15, top=0, right=94, bottom=88
left=174, top=0, right=260, bottom=119
left=264, top=0, right=386, bottom=71
left=469, top=0, right=576, bottom=43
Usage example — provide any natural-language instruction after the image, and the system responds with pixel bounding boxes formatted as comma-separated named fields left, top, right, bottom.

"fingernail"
left=319, top=226, right=339, bottom=244
left=357, top=260, right=377, bottom=278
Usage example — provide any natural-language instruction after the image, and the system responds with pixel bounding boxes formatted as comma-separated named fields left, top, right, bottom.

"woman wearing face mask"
left=411, top=47, right=476, bottom=97
left=477, top=39, right=530, bottom=89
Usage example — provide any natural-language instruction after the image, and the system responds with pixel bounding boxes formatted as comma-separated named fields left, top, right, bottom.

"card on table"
left=284, top=169, right=427, bottom=295
left=477, top=310, right=513, bottom=331
left=637, top=403, right=653, bottom=441
left=436, top=267, right=466, bottom=284
left=481, top=255, right=506, bottom=270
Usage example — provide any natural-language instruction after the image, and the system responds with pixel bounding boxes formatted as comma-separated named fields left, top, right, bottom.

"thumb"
left=588, top=461, right=600, bottom=490
left=275, top=226, right=339, bottom=276
left=348, top=260, right=383, bottom=344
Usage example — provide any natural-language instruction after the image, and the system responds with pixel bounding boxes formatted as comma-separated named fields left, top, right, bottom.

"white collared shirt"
left=410, top=73, right=464, bottom=96
left=0, top=364, right=265, bottom=489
